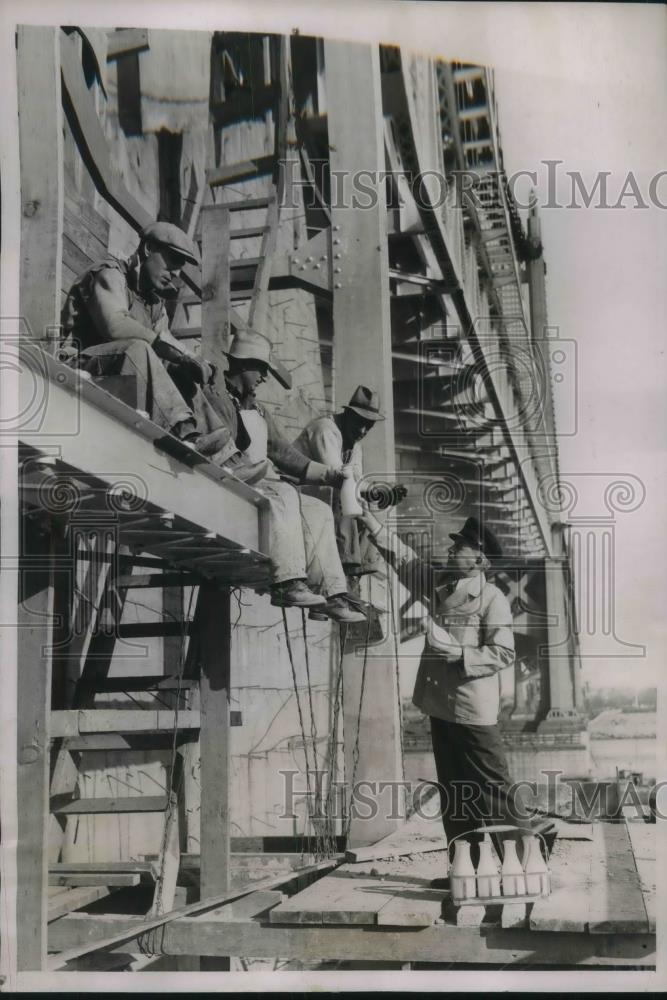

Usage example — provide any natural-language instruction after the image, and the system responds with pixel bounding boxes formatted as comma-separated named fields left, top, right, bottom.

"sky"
left=492, top=9, right=667, bottom=689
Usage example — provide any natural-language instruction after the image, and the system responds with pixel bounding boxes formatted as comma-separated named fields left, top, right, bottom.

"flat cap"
left=141, top=222, right=200, bottom=267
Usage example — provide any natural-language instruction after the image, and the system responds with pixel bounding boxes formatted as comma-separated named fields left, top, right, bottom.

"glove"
left=323, top=466, right=346, bottom=490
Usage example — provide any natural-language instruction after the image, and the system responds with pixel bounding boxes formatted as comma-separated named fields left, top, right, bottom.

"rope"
left=344, top=579, right=372, bottom=842
left=388, top=571, right=406, bottom=787
left=138, top=580, right=194, bottom=956
left=322, top=624, right=346, bottom=856
left=301, top=610, right=323, bottom=836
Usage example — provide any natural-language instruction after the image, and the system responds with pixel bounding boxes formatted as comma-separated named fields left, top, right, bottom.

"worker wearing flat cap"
left=293, top=386, right=407, bottom=578
left=61, top=221, right=234, bottom=460
left=203, top=331, right=367, bottom=624
left=364, top=512, right=537, bottom=869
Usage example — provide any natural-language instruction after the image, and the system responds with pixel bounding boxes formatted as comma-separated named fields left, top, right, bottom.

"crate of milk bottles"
left=448, top=825, right=551, bottom=906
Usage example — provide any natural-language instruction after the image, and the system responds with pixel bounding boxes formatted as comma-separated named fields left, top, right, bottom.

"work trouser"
left=255, top=479, right=348, bottom=596
left=75, top=339, right=235, bottom=462
left=336, top=514, right=385, bottom=576
left=430, top=717, right=533, bottom=865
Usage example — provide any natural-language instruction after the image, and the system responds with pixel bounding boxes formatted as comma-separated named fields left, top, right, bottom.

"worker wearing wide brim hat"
left=292, top=386, right=408, bottom=582
left=202, top=331, right=368, bottom=625
left=61, top=219, right=236, bottom=462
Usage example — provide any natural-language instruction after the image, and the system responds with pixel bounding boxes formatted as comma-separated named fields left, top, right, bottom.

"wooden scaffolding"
left=4, top=25, right=652, bottom=977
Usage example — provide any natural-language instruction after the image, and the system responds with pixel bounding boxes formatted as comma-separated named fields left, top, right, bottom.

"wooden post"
left=201, top=205, right=231, bottom=377
left=325, top=41, right=403, bottom=846
left=17, top=529, right=57, bottom=970
left=197, top=584, right=231, bottom=970
left=17, top=26, right=64, bottom=346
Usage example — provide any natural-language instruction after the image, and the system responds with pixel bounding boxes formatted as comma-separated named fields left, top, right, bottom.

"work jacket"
left=412, top=571, right=515, bottom=727
left=61, top=254, right=169, bottom=350
left=293, top=414, right=363, bottom=480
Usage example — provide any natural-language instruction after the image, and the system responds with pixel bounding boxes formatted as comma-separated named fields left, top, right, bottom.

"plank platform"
left=588, top=821, right=651, bottom=935
left=269, top=862, right=447, bottom=928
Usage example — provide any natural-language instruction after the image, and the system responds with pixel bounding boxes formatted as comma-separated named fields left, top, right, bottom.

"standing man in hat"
left=293, top=386, right=406, bottom=577
left=363, top=511, right=534, bottom=863
left=204, top=331, right=367, bottom=623
left=61, top=222, right=234, bottom=460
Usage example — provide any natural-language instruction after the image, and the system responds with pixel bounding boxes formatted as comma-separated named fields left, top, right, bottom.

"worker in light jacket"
left=364, top=512, right=535, bottom=869
left=293, top=386, right=407, bottom=578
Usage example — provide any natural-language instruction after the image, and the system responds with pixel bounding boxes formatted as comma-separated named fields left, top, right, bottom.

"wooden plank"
left=268, top=870, right=386, bottom=926
left=149, top=797, right=180, bottom=917
left=18, top=26, right=64, bottom=345
left=376, top=888, right=445, bottom=927
left=529, top=837, right=592, bottom=933
left=48, top=858, right=339, bottom=968
left=625, top=821, right=656, bottom=932
left=64, top=190, right=109, bottom=246
left=50, top=861, right=155, bottom=875
left=49, top=873, right=141, bottom=888
left=48, top=887, right=112, bottom=923
left=206, top=890, right=285, bottom=922
left=588, top=822, right=649, bottom=935
left=49, top=915, right=657, bottom=967
left=19, top=350, right=267, bottom=549
left=207, top=156, right=274, bottom=188
left=325, top=39, right=402, bottom=848
left=106, top=28, right=149, bottom=60
left=624, top=821, right=655, bottom=860
left=111, top=573, right=201, bottom=589
left=198, top=586, right=232, bottom=900
left=52, top=795, right=168, bottom=815
left=16, top=530, right=57, bottom=970
left=51, top=709, right=200, bottom=737
left=94, top=675, right=197, bottom=693
left=201, top=205, right=231, bottom=377
left=62, top=732, right=195, bottom=753
left=267, top=861, right=447, bottom=928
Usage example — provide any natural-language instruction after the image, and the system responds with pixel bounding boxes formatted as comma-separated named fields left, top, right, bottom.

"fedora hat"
left=141, top=222, right=200, bottom=267
left=449, top=516, right=503, bottom=559
left=225, top=330, right=292, bottom=389
left=344, top=385, right=385, bottom=422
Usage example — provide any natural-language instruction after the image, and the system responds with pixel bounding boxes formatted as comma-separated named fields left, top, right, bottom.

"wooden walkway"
left=47, top=813, right=656, bottom=968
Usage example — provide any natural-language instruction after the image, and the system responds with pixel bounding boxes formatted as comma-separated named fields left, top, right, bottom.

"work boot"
left=319, top=594, right=367, bottom=624
left=270, top=579, right=326, bottom=608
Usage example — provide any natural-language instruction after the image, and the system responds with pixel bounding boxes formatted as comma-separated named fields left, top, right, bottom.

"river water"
left=405, top=736, right=658, bottom=786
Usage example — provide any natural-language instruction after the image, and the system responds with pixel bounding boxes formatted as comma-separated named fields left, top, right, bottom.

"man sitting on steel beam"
left=292, top=386, right=407, bottom=579
left=204, top=330, right=367, bottom=624
left=61, top=222, right=236, bottom=462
